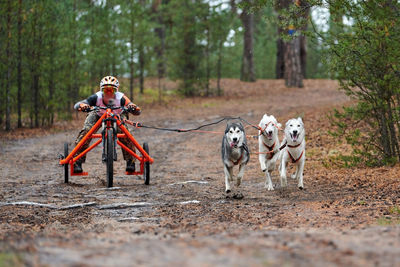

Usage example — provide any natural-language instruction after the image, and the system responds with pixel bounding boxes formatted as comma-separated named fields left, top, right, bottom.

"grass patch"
left=134, top=87, right=179, bottom=105
left=389, top=206, right=400, bottom=215
left=202, top=102, right=218, bottom=108
left=322, top=154, right=362, bottom=168
left=0, top=252, right=25, bottom=267
left=358, top=200, right=367, bottom=206
left=377, top=216, right=400, bottom=226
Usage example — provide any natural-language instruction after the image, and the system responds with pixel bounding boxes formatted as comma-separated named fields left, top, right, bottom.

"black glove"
left=126, top=104, right=141, bottom=115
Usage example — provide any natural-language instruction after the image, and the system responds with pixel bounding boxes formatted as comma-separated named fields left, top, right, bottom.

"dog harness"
left=231, top=153, right=243, bottom=165
left=286, top=142, right=304, bottom=163
left=262, top=141, right=275, bottom=159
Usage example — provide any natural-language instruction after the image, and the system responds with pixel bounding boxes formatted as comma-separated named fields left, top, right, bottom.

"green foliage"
left=389, top=206, right=400, bottom=215
left=377, top=216, right=400, bottom=226
left=0, top=252, right=25, bottom=267
left=323, top=1, right=400, bottom=166
left=0, top=0, right=330, bottom=128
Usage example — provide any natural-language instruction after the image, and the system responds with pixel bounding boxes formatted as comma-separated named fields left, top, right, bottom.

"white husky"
left=221, top=122, right=250, bottom=194
left=280, top=117, right=306, bottom=189
left=258, top=114, right=282, bottom=190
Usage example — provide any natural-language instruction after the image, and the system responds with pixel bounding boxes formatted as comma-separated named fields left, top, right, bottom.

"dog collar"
left=288, top=143, right=301, bottom=148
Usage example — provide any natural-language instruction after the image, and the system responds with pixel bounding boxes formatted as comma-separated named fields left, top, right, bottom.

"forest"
left=0, top=0, right=328, bottom=129
left=1, top=0, right=400, bottom=165
left=1, top=2, right=400, bottom=266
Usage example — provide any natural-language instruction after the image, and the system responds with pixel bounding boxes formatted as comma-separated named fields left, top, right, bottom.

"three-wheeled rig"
left=59, top=105, right=154, bottom=187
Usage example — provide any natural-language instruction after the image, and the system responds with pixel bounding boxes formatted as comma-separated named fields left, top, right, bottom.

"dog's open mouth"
left=265, top=131, right=273, bottom=139
left=230, top=140, right=239, bottom=148
left=290, top=132, right=299, bottom=142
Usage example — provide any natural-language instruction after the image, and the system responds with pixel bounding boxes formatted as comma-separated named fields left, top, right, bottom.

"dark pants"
left=74, top=111, right=136, bottom=163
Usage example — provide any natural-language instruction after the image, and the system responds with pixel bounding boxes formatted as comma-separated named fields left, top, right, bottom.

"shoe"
left=73, top=162, right=83, bottom=173
left=126, top=160, right=135, bottom=172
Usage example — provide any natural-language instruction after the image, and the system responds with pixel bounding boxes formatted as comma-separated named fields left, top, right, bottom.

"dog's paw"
left=265, top=183, right=274, bottom=191
left=235, top=178, right=242, bottom=187
left=233, top=192, right=244, bottom=199
left=298, top=183, right=304, bottom=190
left=225, top=189, right=231, bottom=194
left=262, top=169, right=267, bottom=172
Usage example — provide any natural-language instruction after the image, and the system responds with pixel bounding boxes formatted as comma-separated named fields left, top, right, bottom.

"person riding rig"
left=73, top=75, right=141, bottom=173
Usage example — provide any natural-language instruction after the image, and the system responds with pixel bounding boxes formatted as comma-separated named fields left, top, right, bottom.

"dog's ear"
left=277, top=122, right=282, bottom=128
left=297, top=117, right=303, bottom=125
left=259, top=116, right=265, bottom=127
left=238, top=122, right=244, bottom=130
left=224, top=124, right=230, bottom=134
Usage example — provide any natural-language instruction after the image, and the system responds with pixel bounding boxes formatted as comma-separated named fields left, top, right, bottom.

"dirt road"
left=1, top=79, right=399, bottom=266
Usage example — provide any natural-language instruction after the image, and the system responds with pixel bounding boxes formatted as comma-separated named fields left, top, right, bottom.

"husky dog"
left=280, top=117, right=306, bottom=189
left=221, top=122, right=250, bottom=194
left=258, top=114, right=282, bottom=191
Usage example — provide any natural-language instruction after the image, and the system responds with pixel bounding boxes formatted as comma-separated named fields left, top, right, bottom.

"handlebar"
left=83, top=106, right=137, bottom=113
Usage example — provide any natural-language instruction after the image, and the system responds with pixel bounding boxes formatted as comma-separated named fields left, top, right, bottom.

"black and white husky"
left=221, top=122, right=250, bottom=194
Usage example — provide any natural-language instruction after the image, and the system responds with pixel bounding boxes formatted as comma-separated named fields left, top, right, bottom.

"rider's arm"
left=121, top=95, right=133, bottom=107
left=121, top=95, right=141, bottom=115
left=73, top=94, right=98, bottom=110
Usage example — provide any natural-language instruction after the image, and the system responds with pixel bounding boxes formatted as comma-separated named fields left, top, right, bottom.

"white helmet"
left=100, top=76, right=120, bottom=91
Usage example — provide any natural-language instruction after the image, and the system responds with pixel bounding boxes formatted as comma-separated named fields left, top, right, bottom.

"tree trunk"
left=182, top=1, right=197, bottom=96
left=72, top=0, right=79, bottom=104
left=129, top=3, right=135, bottom=100
left=299, top=0, right=309, bottom=78
left=275, top=0, right=287, bottom=79
left=17, top=0, right=22, bottom=128
left=48, top=32, right=56, bottom=126
left=276, top=27, right=285, bottom=79
left=300, top=35, right=307, bottom=78
left=284, top=37, right=303, bottom=87
left=152, top=0, right=166, bottom=102
left=386, top=100, right=399, bottom=159
left=276, top=0, right=306, bottom=86
left=240, top=4, right=256, bottom=82
left=31, top=5, right=42, bottom=128
left=217, top=39, right=223, bottom=96
left=5, top=0, right=12, bottom=131
left=139, top=0, right=145, bottom=94
left=139, top=44, right=144, bottom=94
left=205, top=20, right=210, bottom=96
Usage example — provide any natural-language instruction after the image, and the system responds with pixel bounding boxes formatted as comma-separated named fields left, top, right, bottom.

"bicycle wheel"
left=64, top=143, right=69, bottom=183
left=106, top=128, right=114, bottom=187
left=143, top=142, right=150, bottom=185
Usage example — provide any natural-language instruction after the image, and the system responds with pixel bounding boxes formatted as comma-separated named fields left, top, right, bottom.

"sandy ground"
left=0, top=79, right=400, bottom=266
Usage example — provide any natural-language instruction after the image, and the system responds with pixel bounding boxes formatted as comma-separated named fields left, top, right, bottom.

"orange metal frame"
left=59, top=108, right=154, bottom=176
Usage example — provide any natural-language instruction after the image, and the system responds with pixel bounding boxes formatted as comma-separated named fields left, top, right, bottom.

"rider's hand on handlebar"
left=126, top=103, right=141, bottom=115
left=78, top=103, right=91, bottom=112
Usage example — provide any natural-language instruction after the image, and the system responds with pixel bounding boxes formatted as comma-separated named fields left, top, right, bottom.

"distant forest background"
left=0, top=0, right=333, bottom=130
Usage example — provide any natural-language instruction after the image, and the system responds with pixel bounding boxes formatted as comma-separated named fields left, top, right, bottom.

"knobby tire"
left=64, top=143, right=69, bottom=183
left=106, top=129, right=114, bottom=187
left=143, top=142, right=150, bottom=185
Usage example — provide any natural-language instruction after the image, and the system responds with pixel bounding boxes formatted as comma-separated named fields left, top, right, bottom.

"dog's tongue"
left=230, top=142, right=235, bottom=148
left=292, top=133, right=298, bottom=142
